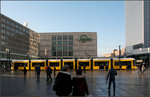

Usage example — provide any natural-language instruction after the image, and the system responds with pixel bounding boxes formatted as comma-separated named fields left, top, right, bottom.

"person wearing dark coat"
left=72, top=70, right=89, bottom=96
left=106, top=65, right=117, bottom=94
left=36, top=65, right=41, bottom=80
left=23, top=66, right=27, bottom=77
left=46, top=66, right=52, bottom=82
left=53, top=65, right=72, bottom=96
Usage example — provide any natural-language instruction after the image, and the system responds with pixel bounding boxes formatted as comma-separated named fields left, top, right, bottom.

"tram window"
left=79, top=62, right=89, bottom=66
left=32, top=62, right=45, bottom=67
left=14, top=63, right=27, bottom=67
left=115, top=61, right=131, bottom=66
left=95, top=62, right=109, bottom=66
left=49, top=62, right=59, bottom=66
left=64, top=62, right=73, bottom=66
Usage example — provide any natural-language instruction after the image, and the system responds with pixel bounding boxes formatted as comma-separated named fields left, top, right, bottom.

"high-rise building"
left=39, top=32, right=97, bottom=59
left=0, top=14, right=40, bottom=64
left=125, top=0, right=150, bottom=53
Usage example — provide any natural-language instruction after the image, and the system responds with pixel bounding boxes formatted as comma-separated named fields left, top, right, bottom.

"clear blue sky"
left=1, top=1, right=125, bottom=57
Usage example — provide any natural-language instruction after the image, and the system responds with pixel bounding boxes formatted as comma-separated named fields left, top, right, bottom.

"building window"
left=52, top=46, right=56, bottom=50
left=52, top=41, right=56, bottom=45
left=6, top=20, right=10, bottom=25
left=1, top=41, right=5, bottom=46
left=6, top=26, right=10, bottom=30
left=1, top=18, right=5, bottom=22
left=63, top=46, right=67, bottom=51
left=57, top=51, right=62, bottom=56
left=16, top=24, right=18, bottom=29
left=52, top=35, right=56, bottom=40
left=63, top=41, right=68, bottom=45
left=69, top=52, right=73, bottom=56
left=69, top=41, right=73, bottom=45
left=52, top=51, right=56, bottom=56
left=57, top=46, right=62, bottom=51
left=1, top=29, right=5, bottom=34
left=69, top=35, right=73, bottom=40
left=69, top=46, right=73, bottom=50
left=1, top=35, right=5, bottom=39
left=1, top=24, right=5, bottom=28
left=63, top=52, right=67, bottom=56
left=63, top=35, right=67, bottom=40
left=57, top=41, right=62, bottom=45
left=57, top=35, right=62, bottom=40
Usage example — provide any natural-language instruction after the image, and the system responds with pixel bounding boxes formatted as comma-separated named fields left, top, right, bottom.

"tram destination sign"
left=78, top=34, right=92, bottom=43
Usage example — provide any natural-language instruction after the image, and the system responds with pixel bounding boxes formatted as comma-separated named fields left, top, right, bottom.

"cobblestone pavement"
left=0, top=69, right=150, bottom=97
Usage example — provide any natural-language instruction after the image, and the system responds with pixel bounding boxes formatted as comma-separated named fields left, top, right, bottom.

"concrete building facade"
left=125, top=0, right=150, bottom=53
left=0, top=14, right=40, bottom=62
left=39, top=32, right=97, bottom=59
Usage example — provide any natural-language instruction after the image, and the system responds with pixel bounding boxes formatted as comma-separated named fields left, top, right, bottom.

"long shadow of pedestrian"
left=108, top=89, right=116, bottom=96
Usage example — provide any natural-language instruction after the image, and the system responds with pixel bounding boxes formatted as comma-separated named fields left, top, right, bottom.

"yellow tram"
left=77, top=59, right=91, bottom=70
left=63, top=59, right=75, bottom=70
left=31, top=60, right=46, bottom=70
left=48, top=59, right=61, bottom=70
left=93, top=58, right=111, bottom=70
left=12, top=60, right=29, bottom=70
left=113, top=58, right=137, bottom=70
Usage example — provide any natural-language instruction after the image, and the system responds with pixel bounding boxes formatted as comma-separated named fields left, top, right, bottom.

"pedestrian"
left=36, top=65, right=41, bottom=80
left=106, top=65, right=117, bottom=95
left=53, top=65, right=72, bottom=96
left=142, top=64, right=145, bottom=73
left=46, top=66, right=52, bottom=82
left=76, top=65, right=82, bottom=75
left=35, top=65, right=37, bottom=74
left=83, top=64, right=86, bottom=74
left=54, top=66, right=56, bottom=77
left=106, top=64, right=108, bottom=72
left=72, top=69, right=89, bottom=96
left=23, top=65, right=27, bottom=78
left=138, top=63, right=142, bottom=74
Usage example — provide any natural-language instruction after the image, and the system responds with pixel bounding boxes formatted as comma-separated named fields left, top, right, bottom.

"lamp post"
left=27, top=52, right=31, bottom=71
left=119, top=45, right=121, bottom=70
left=45, top=49, right=48, bottom=66
left=6, top=48, right=10, bottom=71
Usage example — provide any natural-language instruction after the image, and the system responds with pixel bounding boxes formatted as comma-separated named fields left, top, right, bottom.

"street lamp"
left=45, top=49, right=48, bottom=66
left=27, top=52, right=31, bottom=71
left=6, top=48, right=10, bottom=71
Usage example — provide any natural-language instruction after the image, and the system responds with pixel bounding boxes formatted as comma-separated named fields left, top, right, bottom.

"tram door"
left=64, top=62, right=73, bottom=70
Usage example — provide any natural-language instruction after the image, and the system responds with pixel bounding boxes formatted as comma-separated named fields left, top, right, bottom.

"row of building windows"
left=52, top=46, right=73, bottom=51
left=52, top=51, right=73, bottom=56
left=52, top=35, right=73, bottom=40
left=52, top=41, right=73, bottom=45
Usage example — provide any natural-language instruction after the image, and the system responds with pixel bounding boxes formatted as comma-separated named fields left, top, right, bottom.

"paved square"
left=0, top=69, right=150, bottom=96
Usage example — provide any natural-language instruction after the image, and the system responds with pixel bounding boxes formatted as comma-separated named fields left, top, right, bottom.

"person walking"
left=106, top=65, right=117, bottom=95
left=72, top=70, right=89, bottom=96
left=76, top=65, right=82, bottom=75
left=53, top=65, right=72, bottom=96
left=54, top=66, right=56, bottom=77
left=142, top=64, right=145, bottom=74
left=36, top=65, right=41, bottom=80
left=23, top=66, right=27, bottom=78
left=46, top=66, right=52, bottom=82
